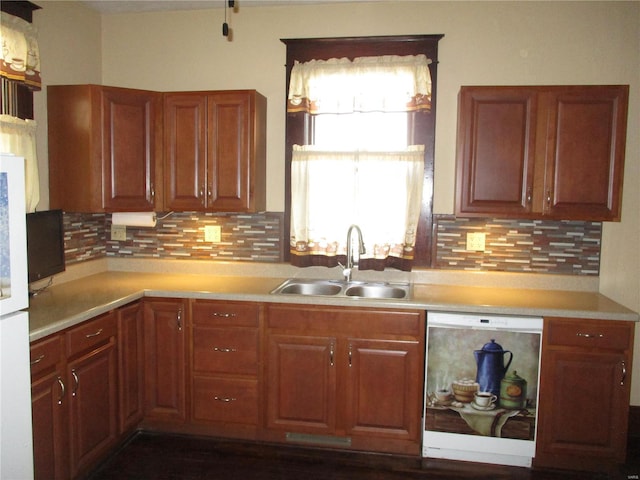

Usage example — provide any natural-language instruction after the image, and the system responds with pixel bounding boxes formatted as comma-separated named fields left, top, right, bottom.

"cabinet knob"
left=621, top=360, right=627, bottom=386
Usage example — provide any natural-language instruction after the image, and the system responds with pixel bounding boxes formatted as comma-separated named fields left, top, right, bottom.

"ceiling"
left=81, top=0, right=370, bottom=15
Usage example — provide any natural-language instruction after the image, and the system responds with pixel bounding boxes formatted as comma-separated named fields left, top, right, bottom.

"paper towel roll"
left=111, top=212, right=157, bottom=227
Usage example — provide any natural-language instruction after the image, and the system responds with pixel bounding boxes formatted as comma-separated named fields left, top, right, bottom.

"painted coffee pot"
left=474, top=339, right=513, bottom=397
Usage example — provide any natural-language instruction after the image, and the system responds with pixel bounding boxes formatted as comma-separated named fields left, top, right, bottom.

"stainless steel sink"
left=344, top=284, right=408, bottom=299
left=278, top=280, right=343, bottom=296
left=271, top=279, right=410, bottom=300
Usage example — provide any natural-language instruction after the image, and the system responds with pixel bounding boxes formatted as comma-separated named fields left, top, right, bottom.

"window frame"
left=281, top=34, right=443, bottom=267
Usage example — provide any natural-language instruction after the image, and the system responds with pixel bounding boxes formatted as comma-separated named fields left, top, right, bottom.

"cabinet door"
left=207, top=92, right=254, bottom=212
left=31, top=371, right=68, bottom=480
left=143, top=299, right=187, bottom=422
left=455, top=87, right=537, bottom=217
left=102, top=87, right=161, bottom=211
left=345, top=338, right=422, bottom=442
left=67, top=340, right=118, bottom=478
left=537, top=317, right=633, bottom=471
left=542, top=86, right=628, bottom=221
left=48, top=85, right=160, bottom=212
left=31, top=333, right=68, bottom=480
left=266, top=334, right=337, bottom=434
left=164, top=93, right=207, bottom=211
left=537, top=349, right=629, bottom=468
left=117, top=302, right=144, bottom=433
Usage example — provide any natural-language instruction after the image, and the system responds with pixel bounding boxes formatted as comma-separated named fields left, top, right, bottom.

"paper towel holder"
left=111, top=212, right=157, bottom=228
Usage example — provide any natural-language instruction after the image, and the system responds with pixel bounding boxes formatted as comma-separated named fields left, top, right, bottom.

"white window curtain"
left=291, top=145, right=424, bottom=261
left=288, top=54, right=432, bottom=114
left=0, top=115, right=39, bottom=212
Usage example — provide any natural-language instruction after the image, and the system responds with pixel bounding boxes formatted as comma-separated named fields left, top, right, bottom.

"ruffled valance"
left=0, top=11, right=41, bottom=90
left=287, top=54, right=432, bottom=114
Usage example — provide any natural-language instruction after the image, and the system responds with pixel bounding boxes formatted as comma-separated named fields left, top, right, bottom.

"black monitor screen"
left=26, top=209, right=66, bottom=283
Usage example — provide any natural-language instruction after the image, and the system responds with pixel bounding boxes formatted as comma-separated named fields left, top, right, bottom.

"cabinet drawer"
left=66, top=312, right=118, bottom=358
left=192, top=376, right=258, bottom=424
left=192, top=301, right=259, bottom=327
left=30, top=335, right=63, bottom=378
left=545, top=318, right=632, bottom=350
left=267, top=305, right=423, bottom=337
left=193, top=327, right=258, bottom=375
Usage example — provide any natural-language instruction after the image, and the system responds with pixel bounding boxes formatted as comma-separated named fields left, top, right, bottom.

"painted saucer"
left=471, top=401, right=496, bottom=411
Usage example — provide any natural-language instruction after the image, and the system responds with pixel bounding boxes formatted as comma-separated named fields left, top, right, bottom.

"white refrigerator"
left=0, top=154, right=34, bottom=479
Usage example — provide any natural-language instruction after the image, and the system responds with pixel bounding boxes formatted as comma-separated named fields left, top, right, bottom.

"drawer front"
left=193, top=327, right=258, bottom=375
left=192, top=376, right=258, bottom=424
left=267, top=304, right=423, bottom=337
left=192, top=301, right=259, bottom=328
left=545, top=318, right=632, bottom=350
left=30, top=335, right=63, bottom=377
left=66, top=311, right=118, bottom=358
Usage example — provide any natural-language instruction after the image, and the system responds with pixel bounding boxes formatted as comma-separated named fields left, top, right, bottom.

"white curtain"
left=291, top=145, right=424, bottom=260
left=0, top=115, right=39, bottom=212
left=288, top=54, right=432, bottom=114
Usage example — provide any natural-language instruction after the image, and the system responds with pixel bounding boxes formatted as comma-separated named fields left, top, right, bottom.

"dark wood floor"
left=88, top=432, right=640, bottom=480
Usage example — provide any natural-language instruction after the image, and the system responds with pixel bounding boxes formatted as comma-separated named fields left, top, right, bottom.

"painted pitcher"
left=474, top=339, right=513, bottom=397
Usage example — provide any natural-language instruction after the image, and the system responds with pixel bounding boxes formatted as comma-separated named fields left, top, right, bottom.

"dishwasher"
left=423, top=311, right=543, bottom=467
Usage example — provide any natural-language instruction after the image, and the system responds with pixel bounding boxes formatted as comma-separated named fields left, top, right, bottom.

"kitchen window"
left=282, top=35, right=443, bottom=270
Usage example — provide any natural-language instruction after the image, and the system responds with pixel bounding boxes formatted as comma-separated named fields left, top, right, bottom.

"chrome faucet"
left=343, top=225, right=365, bottom=282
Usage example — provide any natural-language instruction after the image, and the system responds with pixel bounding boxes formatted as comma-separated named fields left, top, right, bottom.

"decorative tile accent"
left=62, top=212, right=602, bottom=276
left=434, top=216, right=601, bottom=275
left=63, top=212, right=106, bottom=265
left=99, top=212, right=284, bottom=262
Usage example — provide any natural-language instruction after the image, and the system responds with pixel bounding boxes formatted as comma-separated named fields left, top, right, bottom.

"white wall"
left=33, top=1, right=640, bottom=403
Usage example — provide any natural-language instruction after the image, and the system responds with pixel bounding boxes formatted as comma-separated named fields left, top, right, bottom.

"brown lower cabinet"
left=31, top=300, right=635, bottom=479
left=30, top=310, right=119, bottom=480
left=142, top=298, right=188, bottom=424
left=264, top=304, right=425, bottom=456
left=535, top=317, right=635, bottom=472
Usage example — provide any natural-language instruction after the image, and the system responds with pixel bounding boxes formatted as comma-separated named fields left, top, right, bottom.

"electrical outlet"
left=466, top=232, right=486, bottom=252
left=111, top=224, right=127, bottom=241
left=204, top=225, right=221, bottom=243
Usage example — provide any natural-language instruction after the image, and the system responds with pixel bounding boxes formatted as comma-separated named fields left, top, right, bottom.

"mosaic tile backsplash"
left=63, top=212, right=601, bottom=276
left=434, top=216, right=601, bottom=275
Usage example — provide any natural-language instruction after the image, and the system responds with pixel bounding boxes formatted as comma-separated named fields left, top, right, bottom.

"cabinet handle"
left=213, top=347, right=237, bottom=353
left=576, top=332, right=604, bottom=339
left=56, top=376, right=65, bottom=405
left=212, top=312, right=237, bottom=318
left=329, top=342, right=335, bottom=366
left=546, top=189, right=552, bottom=207
left=214, top=396, right=237, bottom=403
left=177, top=307, right=183, bottom=331
left=85, top=328, right=103, bottom=338
left=150, top=185, right=155, bottom=204
left=207, top=184, right=213, bottom=201
left=526, top=188, right=532, bottom=204
left=621, top=360, right=627, bottom=386
left=348, top=344, right=353, bottom=367
left=31, top=354, right=45, bottom=366
left=71, top=369, right=79, bottom=396
left=199, top=186, right=205, bottom=205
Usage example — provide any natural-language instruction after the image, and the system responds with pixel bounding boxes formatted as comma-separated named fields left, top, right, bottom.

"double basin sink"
left=271, top=278, right=411, bottom=300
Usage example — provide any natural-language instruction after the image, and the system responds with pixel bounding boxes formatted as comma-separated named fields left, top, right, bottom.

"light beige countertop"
left=27, top=270, right=638, bottom=342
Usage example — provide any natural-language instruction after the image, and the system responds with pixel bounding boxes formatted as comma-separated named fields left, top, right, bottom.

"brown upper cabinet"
left=48, top=85, right=162, bottom=212
left=455, top=85, right=629, bottom=221
left=163, top=90, right=267, bottom=212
